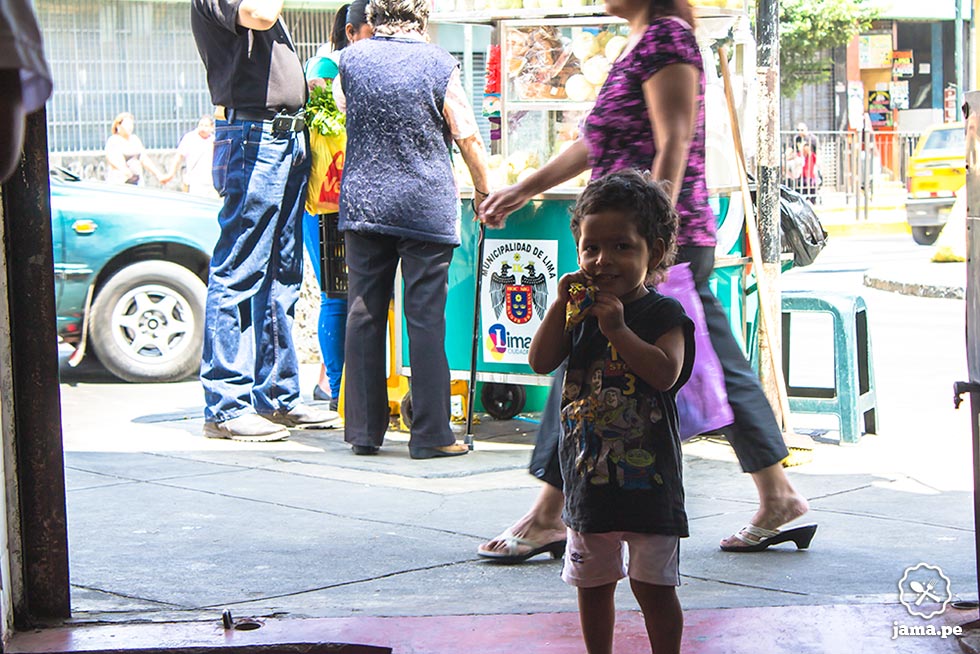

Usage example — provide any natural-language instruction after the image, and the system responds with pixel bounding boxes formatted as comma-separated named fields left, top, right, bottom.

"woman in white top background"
left=104, top=112, right=165, bottom=186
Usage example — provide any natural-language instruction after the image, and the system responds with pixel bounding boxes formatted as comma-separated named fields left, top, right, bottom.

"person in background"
left=793, top=122, right=818, bottom=154
left=336, top=0, right=491, bottom=459
left=192, top=0, right=338, bottom=441
left=160, top=114, right=218, bottom=198
left=799, top=139, right=820, bottom=204
left=105, top=112, right=166, bottom=186
left=0, top=0, right=52, bottom=183
left=784, top=144, right=803, bottom=192
left=302, top=0, right=372, bottom=410
left=477, top=0, right=813, bottom=560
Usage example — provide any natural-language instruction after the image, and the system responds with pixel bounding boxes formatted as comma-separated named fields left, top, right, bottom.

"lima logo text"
left=486, top=323, right=533, bottom=361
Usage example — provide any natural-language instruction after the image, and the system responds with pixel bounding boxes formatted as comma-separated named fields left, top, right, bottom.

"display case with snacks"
left=439, top=7, right=752, bottom=197
left=401, top=6, right=756, bottom=416
left=492, top=18, right=627, bottom=191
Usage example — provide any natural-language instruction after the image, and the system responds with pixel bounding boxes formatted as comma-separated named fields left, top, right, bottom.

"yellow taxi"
left=906, top=121, right=965, bottom=245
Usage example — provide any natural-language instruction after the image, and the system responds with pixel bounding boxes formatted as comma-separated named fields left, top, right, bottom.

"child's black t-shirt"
left=559, top=290, right=695, bottom=536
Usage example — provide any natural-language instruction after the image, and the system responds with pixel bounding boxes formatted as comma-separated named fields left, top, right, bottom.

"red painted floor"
left=10, top=605, right=978, bottom=654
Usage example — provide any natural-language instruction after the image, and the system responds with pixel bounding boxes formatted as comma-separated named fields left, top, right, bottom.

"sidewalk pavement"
left=813, top=193, right=968, bottom=299
left=19, top=215, right=977, bottom=654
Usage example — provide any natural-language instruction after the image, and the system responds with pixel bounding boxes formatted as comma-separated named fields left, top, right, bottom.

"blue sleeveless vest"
left=339, top=36, right=461, bottom=246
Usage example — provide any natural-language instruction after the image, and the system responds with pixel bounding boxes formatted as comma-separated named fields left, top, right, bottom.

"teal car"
left=52, top=169, right=220, bottom=382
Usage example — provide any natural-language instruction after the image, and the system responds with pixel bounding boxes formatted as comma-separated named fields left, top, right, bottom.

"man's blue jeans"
left=201, top=119, right=310, bottom=423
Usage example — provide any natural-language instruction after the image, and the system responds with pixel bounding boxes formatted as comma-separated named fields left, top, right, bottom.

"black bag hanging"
left=747, top=176, right=828, bottom=268
left=778, top=183, right=828, bottom=267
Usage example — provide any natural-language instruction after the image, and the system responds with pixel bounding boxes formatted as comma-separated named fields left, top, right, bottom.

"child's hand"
left=557, top=269, right=591, bottom=303
left=591, top=291, right=626, bottom=336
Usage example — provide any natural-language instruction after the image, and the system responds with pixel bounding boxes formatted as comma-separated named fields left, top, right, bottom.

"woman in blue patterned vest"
left=337, top=0, right=490, bottom=459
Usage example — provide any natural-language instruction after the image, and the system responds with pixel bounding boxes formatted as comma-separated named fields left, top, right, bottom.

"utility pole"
left=756, top=0, right=783, bottom=416
left=975, top=0, right=979, bottom=90
left=956, top=0, right=964, bottom=120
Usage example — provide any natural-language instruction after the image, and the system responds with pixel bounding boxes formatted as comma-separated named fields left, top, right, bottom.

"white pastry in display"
left=564, top=74, right=595, bottom=102
left=581, top=55, right=610, bottom=86
left=571, top=32, right=598, bottom=61
left=604, top=35, right=628, bottom=61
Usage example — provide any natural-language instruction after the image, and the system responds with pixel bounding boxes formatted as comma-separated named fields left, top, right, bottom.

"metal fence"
left=37, top=0, right=335, bottom=155
left=779, top=129, right=923, bottom=198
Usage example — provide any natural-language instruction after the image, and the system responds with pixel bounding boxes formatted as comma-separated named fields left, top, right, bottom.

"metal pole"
left=464, top=222, right=486, bottom=449
left=960, top=89, right=980, bottom=615
left=955, top=0, right=964, bottom=121
left=855, top=131, right=862, bottom=222
left=864, top=126, right=872, bottom=222
left=463, top=24, right=474, bottom=110
left=965, top=91, right=980, bottom=414
left=755, top=0, right=782, bottom=411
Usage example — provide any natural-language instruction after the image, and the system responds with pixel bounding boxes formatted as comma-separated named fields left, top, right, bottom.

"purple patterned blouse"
left=583, top=17, right=715, bottom=247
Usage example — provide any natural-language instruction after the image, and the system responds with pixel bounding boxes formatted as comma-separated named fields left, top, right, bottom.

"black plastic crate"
left=318, top=213, right=348, bottom=298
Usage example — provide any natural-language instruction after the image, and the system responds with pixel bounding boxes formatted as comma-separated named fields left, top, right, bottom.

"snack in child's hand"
left=565, top=282, right=597, bottom=331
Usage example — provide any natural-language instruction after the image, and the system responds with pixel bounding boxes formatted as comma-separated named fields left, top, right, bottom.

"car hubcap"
left=111, top=284, right=195, bottom=363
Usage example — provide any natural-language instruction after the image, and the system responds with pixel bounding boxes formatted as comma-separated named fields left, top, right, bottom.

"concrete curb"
left=959, top=624, right=980, bottom=654
left=863, top=268, right=966, bottom=300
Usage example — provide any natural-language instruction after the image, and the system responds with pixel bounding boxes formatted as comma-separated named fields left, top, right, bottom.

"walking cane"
left=464, top=221, right=487, bottom=450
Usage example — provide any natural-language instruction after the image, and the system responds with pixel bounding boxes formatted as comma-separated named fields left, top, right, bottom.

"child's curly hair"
left=570, top=170, right=679, bottom=284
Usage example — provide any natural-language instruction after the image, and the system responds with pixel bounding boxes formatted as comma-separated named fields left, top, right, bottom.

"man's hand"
left=237, top=0, right=284, bottom=30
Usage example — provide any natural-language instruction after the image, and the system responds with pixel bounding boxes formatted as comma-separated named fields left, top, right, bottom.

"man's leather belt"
left=225, top=108, right=306, bottom=132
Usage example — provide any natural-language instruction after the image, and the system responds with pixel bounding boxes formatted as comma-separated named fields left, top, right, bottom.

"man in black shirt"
left=192, top=0, right=338, bottom=441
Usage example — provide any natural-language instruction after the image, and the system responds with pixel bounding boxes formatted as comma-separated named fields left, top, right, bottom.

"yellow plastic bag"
left=931, top=190, right=967, bottom=263
left=306, top=129, right=346, bottom=215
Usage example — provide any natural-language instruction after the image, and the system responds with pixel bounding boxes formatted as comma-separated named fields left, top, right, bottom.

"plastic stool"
left=781, top=291, right=878, bottom=443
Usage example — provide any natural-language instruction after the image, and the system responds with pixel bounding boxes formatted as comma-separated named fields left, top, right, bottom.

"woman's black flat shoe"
left=312, top=385, right=332, bottom=402
left=409, top=443, right=469, bottom=459
left=352, top=445, right=380, bottom=455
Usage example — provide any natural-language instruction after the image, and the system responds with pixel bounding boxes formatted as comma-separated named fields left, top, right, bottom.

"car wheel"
left=912, top=226, right=941, bottom=245
left=88, top=261, right=206, bottom=383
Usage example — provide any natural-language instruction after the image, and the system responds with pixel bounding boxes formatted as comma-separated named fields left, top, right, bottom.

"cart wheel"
left=480, top=383, right=526, bottom=420
left=400, top=391, right=413, bottom=430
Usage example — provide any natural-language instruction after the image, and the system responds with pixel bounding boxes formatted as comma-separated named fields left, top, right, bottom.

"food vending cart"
left=396, top=2, right=756, bottom=421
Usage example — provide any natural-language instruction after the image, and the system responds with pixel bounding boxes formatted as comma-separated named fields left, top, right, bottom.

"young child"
left=528, top=170, right=695, bottom=654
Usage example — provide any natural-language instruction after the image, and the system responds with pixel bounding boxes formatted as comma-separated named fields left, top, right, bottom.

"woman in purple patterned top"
left=478, top=0, right=812, bottom=565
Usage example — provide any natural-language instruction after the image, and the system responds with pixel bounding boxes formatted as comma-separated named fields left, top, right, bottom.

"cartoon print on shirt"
left=562, top=342, right=668, bottom=488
